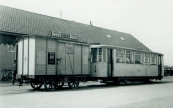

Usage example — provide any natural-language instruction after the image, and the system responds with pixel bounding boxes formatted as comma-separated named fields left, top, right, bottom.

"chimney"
left=90, top=21, right=93, bottom=26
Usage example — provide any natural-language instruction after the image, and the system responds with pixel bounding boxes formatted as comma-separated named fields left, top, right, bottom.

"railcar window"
left=135, top=52, right=143, bottom=64
left=91, top=48, right=103, bottom=62
left=126, top=51, right=134, bottom=64
left=98, top=48, right=102, bottom=62
left=103, top=48, right=106, bottom=62
left=143, top=53, right=150, bottom=64
left=158, top=56, right=161, bottom=65
left=151, top=54, right=157, bottom=65
left=91, top=48, right=97, bottom=62
left=116, top=49, right=125, bottom=63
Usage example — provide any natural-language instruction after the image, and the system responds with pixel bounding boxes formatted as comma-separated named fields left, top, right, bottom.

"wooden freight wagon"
left=16, top=34, right=90, bottom=90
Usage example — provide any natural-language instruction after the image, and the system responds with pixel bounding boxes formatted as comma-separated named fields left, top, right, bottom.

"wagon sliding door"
left=57, top=42, right=67, bottom=75
left=66, top=43, right=74, bottom=75
left=57, top=42, right=89, bottom=75
left=57, top=42, right=77, bottom=75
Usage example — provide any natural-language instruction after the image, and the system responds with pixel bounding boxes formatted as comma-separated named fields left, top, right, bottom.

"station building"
left=0, top=5, right=150, bottom=74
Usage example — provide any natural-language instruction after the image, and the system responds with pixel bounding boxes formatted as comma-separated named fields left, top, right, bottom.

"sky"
left=0, top=0, right=173, bottom=66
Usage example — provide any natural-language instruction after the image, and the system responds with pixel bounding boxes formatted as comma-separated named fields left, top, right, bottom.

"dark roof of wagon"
left=0, top=5, right=150, bottom=51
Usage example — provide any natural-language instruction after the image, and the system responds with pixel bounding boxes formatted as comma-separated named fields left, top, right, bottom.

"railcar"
left=16, top=36, right=164, bottom=90
left=90, top=45, right=164, bottom=83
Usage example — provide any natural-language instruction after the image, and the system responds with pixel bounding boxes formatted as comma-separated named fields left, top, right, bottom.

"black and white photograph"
left=0, top=0, right=173, bottom=108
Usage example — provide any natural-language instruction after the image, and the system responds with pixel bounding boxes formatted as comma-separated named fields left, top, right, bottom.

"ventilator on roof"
left=106, top=35, right=112, bottom=39
left=120, top=37, right=125, bottom=41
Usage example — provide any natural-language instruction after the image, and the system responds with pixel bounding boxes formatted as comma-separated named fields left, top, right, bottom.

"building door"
left=107, top=49, right=113, bottom=77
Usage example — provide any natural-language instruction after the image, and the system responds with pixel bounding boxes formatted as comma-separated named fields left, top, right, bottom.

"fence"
left=164, top=68, right=173, bottom=76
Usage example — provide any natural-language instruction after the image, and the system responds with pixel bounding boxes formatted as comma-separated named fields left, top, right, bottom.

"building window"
left=135, top=52, right=143, bottom=64
left=116, top=49, right=125, bottom=63
left=151, top=54, right=157, bottom=65
left=126, top=50, right=134, bottom=64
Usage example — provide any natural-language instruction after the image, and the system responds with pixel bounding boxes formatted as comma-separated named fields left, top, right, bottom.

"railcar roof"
left=90, top=45, right=163, bottom=55
left=0, top=5, right=150, bottom=51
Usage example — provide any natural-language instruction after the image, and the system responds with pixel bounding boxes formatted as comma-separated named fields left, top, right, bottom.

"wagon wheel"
left=31, top=81, right=43, bottom=90
left=44, top=80, right=56, bottom=91
left=68, top=79, right=79, bottom=89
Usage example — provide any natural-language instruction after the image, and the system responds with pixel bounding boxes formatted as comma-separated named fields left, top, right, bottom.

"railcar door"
left=158, top=55, right=162, bottom=79
left=107, top=49, right=113, bottom=77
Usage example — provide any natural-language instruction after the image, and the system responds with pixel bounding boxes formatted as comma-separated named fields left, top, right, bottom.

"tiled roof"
left=0, top=5, right=150, bottom=51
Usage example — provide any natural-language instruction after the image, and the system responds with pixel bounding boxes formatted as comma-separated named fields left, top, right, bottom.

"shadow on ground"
left=31, top=78, right=173, bottom=92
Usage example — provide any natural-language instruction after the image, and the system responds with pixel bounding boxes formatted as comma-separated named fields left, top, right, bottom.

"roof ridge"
left=0, top=5, right=131, bottom=36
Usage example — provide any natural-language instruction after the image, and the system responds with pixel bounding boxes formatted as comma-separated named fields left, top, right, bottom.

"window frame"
left=151, top=54, right=157, bottom=65
left=98, top=48, right=103, bottom=62
left=91, top=48, right=103, bottom=62
left=135, top=51, right=143, bottom=64
left=116, top=49, right=125, bottom=63
left=143, top=53, right=150, bottom=64
left=91, top=48, right=97, bottom=62
left=126, top=50, right=134, bottom=64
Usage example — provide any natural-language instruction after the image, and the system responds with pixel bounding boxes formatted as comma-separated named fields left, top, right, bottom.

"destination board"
left=49, top=31, right=78, bottom=41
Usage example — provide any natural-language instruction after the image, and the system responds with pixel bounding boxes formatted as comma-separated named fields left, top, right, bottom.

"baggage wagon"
left=16, top=35, right=90, bottom=90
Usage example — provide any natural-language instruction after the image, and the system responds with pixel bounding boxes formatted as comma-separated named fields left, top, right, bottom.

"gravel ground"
left=112, top=95, right=173, bottom=108
left=0, top=76, right=173, bottom=108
